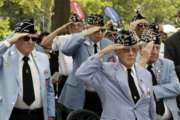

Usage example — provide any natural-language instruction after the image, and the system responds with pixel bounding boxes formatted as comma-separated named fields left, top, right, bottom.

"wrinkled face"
left=68, top=22, right=84, bottom=33
left=135, top=23, right=148, bottom=36
left=115, top=45, right=139, bottom=68
left=15, top=34, right=38, bottom=56
left=148, top=44, right=160, bottom=64
left=89, top=28, right=105, bottom=43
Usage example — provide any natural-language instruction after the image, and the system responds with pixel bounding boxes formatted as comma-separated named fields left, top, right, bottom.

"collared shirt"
left=121, top=64, right=142, bottom=97
left=84, top=39, right=101, bottom=54
left=146, top=64, right=172, bottom=119
left=52, top=35, right=73, bottom=76
left=15, top=49, right=42, bottom=109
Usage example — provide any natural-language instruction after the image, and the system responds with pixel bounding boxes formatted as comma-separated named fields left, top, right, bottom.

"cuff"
left=3, top=40, right=11, bottom=47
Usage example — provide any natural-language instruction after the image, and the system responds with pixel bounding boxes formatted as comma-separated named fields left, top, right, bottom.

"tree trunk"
left=51, top=0, right=70, bottom=31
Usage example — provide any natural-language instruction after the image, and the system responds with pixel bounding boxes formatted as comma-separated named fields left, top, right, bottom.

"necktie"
left=93, top=43, right=98, bottom=54
left=147, top=65, right=165, bottom=115
left=22, top=56, right=35, bottom=106
left=127, top=69, right=140, bottom=103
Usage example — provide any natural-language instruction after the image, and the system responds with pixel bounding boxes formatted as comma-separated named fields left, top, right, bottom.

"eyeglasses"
left=95, top=28, right=106, bottom=34
left=137, top=23, right=148, bottom=28
left=121, top=47, right=139, bottom=53
left=23, top=36, right=38, bottom=42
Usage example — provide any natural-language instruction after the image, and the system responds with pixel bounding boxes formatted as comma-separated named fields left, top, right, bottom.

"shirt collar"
left=121, top=63, right=136, bottom=75
left=16, top=49, right=33, bottom=62
left=84, top=37, right=100, bottom=47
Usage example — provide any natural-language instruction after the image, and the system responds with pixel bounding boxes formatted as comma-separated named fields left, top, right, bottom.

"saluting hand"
left=97, top=44, right=124, bottom=59
left=8, top=33, right=29, bottom=45
left=139, top=41, right=154, bottom=67
left=82, top=26, right=101, bottom=36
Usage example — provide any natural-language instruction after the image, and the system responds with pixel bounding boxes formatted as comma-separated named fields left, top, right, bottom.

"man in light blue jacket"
left=59, top=15, right=115, bottom=116
left=139, top=23, right=180, bottom=120
left=76, top=30, right=155, bottom=120
left=0, top=19, right=55, bottom=120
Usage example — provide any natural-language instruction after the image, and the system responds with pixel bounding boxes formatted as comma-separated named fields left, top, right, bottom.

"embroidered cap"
left=115, top=30, right=139, bottom=46
left=14, top=18, right=36, bottom=33
left=140, top=23, right=161, bottom=44
left=86, top=14, right=104, bottom=26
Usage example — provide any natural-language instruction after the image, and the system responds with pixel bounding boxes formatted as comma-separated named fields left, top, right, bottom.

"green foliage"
left=77, top=0, right=180, bottom=27
left=0, top=0, right=180, bottom=40
left=0, top=0, right=53, bottom=40
left=0, top=17, right=11, bottom=40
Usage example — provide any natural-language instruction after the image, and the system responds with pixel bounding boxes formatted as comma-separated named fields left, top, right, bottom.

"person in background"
left=139, top=23, right=180, bottom=120
left=76, top=30, right=155, bottom=120
left=0, top=19, right=55, bottom=120
left=41, top=13, right=84, bottom=96
left=59, top=14, right=114, bottom=117
left=164, top=10, right=180, bottom=110
left=129, top=9, right=149, bottom=37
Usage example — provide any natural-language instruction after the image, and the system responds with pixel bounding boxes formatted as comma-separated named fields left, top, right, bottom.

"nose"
left=129, top=48, right=134, bottom=55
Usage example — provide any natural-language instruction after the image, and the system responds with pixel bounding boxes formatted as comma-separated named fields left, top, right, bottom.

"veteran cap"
left=115, top=30, right=139, bottom=46
left=86, top=14, right=104, bottom=26
left=14, top=18, right=36, bottom=34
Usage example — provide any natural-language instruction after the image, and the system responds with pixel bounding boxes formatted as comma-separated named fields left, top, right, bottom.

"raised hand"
left=97, top=44, right=124, bottom=59
left=8, top=33, right=29, bottom=45
left=139, top=41, right=154, bottom=67
left=82, top=26, right=101, bottom=36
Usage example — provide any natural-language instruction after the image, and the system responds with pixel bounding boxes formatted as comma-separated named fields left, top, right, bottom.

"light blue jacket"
left=76, top=56, right=156, bottom=120
left=58, top=32, right=114, bottom=109
left=0, top=42, right=55, bottom=120
left=152, top=58, right=180, bottom=120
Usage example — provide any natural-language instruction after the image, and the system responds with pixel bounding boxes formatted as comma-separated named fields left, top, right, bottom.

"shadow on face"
left=15, top=34, right=38, bottom=56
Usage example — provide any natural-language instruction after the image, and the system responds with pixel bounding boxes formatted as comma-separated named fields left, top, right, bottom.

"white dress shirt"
left=15, top=50, right=42, bottom=109
left=52, top=35, right=73, bottom=76
left=121, top=64, right=142, bottom=97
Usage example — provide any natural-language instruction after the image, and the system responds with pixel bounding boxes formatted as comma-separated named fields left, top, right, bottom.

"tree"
left=51, top=0, right=70, bottom=31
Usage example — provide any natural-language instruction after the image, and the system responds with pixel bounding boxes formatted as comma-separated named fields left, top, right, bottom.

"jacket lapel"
left=115, top=64, right=134, bottom=103
left=154, top=59, right=163, bottom=83
left=5, top=46, right=19, bottom=84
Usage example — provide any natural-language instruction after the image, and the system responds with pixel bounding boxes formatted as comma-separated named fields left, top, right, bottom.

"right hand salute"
left=97, top=44, right=124, bottom=59
left=8, top=33, right=29, bottom=45
left=82, top=26, right=101, bottom=36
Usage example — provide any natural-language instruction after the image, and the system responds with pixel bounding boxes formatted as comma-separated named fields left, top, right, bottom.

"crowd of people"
left=0, top=9, right=180, bottom=120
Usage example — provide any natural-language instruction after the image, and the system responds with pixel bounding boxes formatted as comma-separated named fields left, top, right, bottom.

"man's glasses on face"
left=121, top=46, right=139, bottom=53
left=137, top=23, right=148, bottom=28
left=23, top=36, right=38, bottom=42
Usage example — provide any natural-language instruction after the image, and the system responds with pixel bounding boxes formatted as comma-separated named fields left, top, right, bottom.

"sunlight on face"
left=115, top=45, right=139, bottom=68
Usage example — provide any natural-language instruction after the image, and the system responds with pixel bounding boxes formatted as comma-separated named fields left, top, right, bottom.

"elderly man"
left=58, top=14, right=114, bottom=116
left=129, top=9, right=149, bottom=37
left=0, top=19, right=55, bottom=120
left=139, top=24, right=180, bottom=120
left=76, top=30, right=155, bottom=120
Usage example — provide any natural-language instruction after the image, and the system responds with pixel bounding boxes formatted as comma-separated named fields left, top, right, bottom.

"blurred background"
left=0, top=0, right=179, bottom=39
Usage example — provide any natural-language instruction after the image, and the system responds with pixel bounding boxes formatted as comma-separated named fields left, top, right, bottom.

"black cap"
left=115, top=30, right=139, bottom=46
left=69, top=13, right=83, bottom=22
left=86, top=14, right=104, bottom=26
left=14, top=18, right=36, bottom=33
left=140, top=23, right=161, bottom=44
left=131, top=9, right=146, bottom=22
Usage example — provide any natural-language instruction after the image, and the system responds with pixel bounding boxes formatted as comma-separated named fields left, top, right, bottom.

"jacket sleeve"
left=0, top=41, right=10, bottom=55
left=62, top=32, right=85, bottom=56
left=153, top=61, right=180, bottom=99
left=75, top=55, right=107, bottom=90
